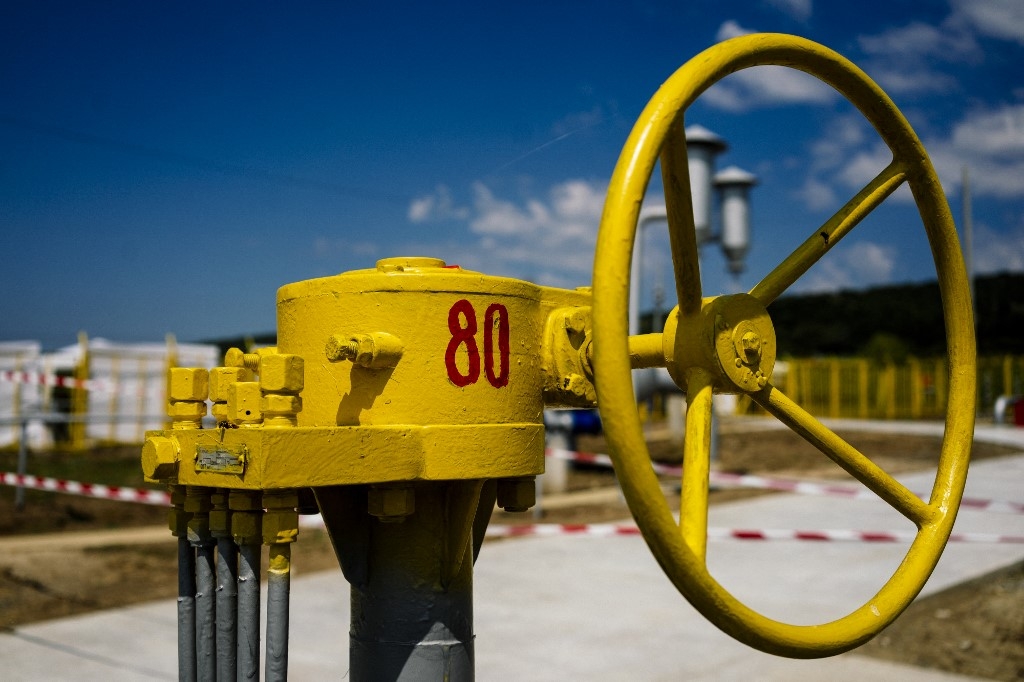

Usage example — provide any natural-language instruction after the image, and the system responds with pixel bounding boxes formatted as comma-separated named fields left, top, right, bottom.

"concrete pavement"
left=1, top=422, right=1021, bottom=680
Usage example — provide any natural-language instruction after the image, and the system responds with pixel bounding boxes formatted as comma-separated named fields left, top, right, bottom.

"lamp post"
left=629, top=125, right=757, bottom=446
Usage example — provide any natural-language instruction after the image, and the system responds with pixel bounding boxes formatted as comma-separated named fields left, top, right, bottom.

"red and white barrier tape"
left=483, top=523, right=1024, bottom=544
left=547, top=448, right=1024, bottom=515
left=0, top=369, right=162, bottom=397
left=0, top=471, right=170, bottom=506
left=3, top=472, right=1021, bottom=544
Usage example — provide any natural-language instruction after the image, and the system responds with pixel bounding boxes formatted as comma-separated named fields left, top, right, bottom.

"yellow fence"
left=740, top=355, right=1024, bottom=421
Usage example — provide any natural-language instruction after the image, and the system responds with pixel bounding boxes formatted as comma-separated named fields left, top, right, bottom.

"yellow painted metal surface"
left=145, top=256, right=592, bottom=489
left=592, top=33, right=975, bottom=657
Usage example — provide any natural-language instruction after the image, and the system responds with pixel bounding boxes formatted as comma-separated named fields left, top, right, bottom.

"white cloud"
left=972, top=222, right=1024, bottom=274
left=407, top=184, right=470, bottom=223
left=405, top=179, right=612, bottom=287
left=704, top=22, right=836, bottom=112
left=925, top=104, right=1024, bottom=199
left=716, top=20, right=753, bottom=42
left=949, top=0, right=1024, bottom=45
left=794, top=176, right=836, bottom=211
left=795, top=241, right=897, bottom=293
left=858, top=21, right=979, bottom=61
left=703, top=65, right=837, bottom=112
left=763, top=0, right=811, bottom=22
left=856, top=21, right=979, bottom=96
left=794, top=104, right=1024, bottom=213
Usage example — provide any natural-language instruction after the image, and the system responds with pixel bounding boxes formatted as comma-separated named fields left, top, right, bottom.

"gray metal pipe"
left=347, top=482, right=478, bottom=681
left=215, top=537, right=238, bottom=682
left=194, top=541, right=217, bottom=680
left=177, top=537, right=197, bottom=682
left=237, top=542, right=262, bottom=681
left=265, top=544, right=292, bottom=681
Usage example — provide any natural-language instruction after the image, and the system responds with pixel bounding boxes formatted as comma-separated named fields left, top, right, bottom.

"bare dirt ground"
left=0, top=425, right=1021, bottom=680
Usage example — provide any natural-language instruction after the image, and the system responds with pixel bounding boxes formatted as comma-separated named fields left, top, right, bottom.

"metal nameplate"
left=195, top=443, right=247, bottom=474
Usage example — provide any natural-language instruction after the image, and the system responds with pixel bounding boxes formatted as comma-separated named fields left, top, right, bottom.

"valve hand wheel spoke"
left=751, top=382, right=932, bottom=525
left=750, top=160, right=908, bottom=306
left=661, top=120, right=704, bottom=317
left=592, top=33, right=975, bottom=658
left=680, top=369, right=714, bottom=562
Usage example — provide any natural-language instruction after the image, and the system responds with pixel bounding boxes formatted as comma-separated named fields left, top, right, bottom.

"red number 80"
left=445, top=299, right=509, bottom=388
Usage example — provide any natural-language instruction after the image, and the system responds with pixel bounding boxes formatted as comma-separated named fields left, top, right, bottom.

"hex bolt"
left=142, top=436, right=179, bottom=480
left=225, top=347, right=260, bottom=371
left=167, top=367, right=209, bottom=429
left=258, top=354, right=303, bottom=427
left=497, top=477, right=536, bottom=513
left=210, top=366, right=253, bottom=423
left=367, top=485, right=415, bottom=522
left=228, top=382, right=263, bottom=425
left=326, top=332, right=404, bottom=369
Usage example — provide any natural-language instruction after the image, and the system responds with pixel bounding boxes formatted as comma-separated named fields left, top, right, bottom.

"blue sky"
left=2, top=1, right=1022, bottom=349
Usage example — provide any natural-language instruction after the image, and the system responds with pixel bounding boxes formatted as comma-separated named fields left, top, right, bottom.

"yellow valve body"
left=146, top=257, right=591, bottom=489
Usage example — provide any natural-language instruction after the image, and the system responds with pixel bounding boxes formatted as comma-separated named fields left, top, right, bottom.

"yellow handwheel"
left=592, top=34, right=976, bottom=657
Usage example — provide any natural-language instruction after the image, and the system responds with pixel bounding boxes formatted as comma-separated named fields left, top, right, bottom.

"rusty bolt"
left=142, top=436, right=178, bottom=480
left=497, top=477, right=536, bottom=513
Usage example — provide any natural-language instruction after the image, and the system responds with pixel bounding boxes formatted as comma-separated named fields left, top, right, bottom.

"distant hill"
left=640, top=272, right=1024, bottom=358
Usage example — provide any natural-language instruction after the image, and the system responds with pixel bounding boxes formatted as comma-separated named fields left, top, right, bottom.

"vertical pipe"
left=349, top=482, right=477, bottom=681
left=265, top=544, right=291, bottom=681
left=237, top=541, right=262, bottom=681
left=185, top=487, right=216, bottom=681
left=215, top=536, right=238, bottom=682
left=178, top=537, right=197, bottom=682
left=194, top=541, right=217, bottom=680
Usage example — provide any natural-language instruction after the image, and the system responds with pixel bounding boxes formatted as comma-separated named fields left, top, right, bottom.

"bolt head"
left=497, top=477, right=536, bottom=512
left=142, top=436, right=179, bottom=480
left=259, top=354, right=304, bottom=394
left=167, top=367, right=209, bottom=402
left=209, top=366, right=250, bottom=402
left=368, top=486, right=415, bottom=521
left=228, top=382, right=263, bottom=423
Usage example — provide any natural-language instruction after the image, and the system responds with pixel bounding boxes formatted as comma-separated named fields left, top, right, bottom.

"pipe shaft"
left=265, top=544, right=292, bottom=681
left=193, top=541, right=217, bottom=680
left=215, top=537, right=238, bottom=682
left=237, top=542, right=262, bottom=681
left=177, top=537, right=197, bottom=682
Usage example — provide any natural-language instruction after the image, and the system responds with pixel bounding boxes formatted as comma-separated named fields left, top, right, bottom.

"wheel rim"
left=592, top=33, right=976, bottom=657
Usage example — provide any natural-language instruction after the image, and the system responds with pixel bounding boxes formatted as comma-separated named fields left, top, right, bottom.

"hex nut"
left=262, top=510, right=299, bottom=545
left=497, top=477, right=536, bottom=512
left=231, top=510, right=262, bottom=543
left=209, top=366, right=250, bottom=402
left=261, top=393, right=302, bottom=415
left=367, top=486, right=415, bottom=521
left=259, top=354, right=304, bottom=394
left=166, top=400, right=206, bottom=421
left=142, top=436, right=179, bottom=480
left=228, top=382, right=262, bottom=423
left=167, top=367, right=210, bottom=402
